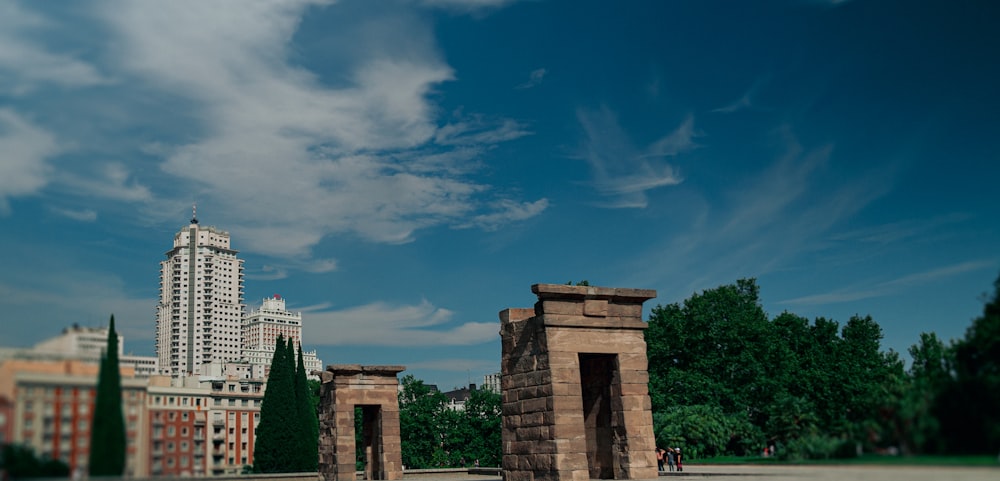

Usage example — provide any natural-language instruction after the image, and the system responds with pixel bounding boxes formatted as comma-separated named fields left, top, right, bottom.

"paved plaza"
left=653, top=464, right=1000, bottom=481
left=402, top=464, right=1000, bottom=481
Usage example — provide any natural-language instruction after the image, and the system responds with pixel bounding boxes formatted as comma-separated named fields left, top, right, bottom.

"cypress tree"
left=89, top=315, right=126, bottom=476
left=253, top=334, right=297, bottom=472
left=294, top=343, right=319, bottom=471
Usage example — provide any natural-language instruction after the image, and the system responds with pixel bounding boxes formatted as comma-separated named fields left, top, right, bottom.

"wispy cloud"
left=0, top=110, right=60, bottom=214
left=830, top=213, right=971, bottom=245
left=779, top=259, right=997, bottom=306
left=712, top=93, right=752, bottom=114
left=576, top=107, right=695, bottom=208
left=416, top=0, right=522, bottom=13
left=0, top=261, right=155, bottom=345
left=456, top=198, right=549, bottom=230
left=0, top=2, right=108, bottom=94
left=56, top=163, right=152, bottom=202
left=50, top=207, right=98, bottom=222
left=516, top=68, right=547, bottom=89
left=0, top=2, right=546, bottom=266
left=627, top=127, right=892, bottom=300
left=303, top=299, right=497, bottom=346
left=711, top=78, right=767, bottom=114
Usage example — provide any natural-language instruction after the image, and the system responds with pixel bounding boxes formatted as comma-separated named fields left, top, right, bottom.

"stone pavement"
left=652, top=464, right=1000, bottom=481
left=400, top=464, right=1000, bottom=481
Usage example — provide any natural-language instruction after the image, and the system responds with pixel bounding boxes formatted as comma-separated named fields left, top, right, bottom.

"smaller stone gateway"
left=500, top=284, right=658, bottom=481
left=318, top=365, right=406, bottom=481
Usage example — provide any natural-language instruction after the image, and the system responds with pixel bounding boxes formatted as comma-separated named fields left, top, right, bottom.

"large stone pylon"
left=318, top=365, right=405, bottom=481
left=500, top=284, right=658, bottom=481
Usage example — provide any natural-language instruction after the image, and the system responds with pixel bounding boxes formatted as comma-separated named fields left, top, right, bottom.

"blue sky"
left=1, top=0, right=998, bottom=390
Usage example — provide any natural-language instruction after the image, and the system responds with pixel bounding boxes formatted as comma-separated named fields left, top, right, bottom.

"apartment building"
left=0, top=360, right=148, bottom=476
left=241, top=295, right=322, bottom=377
left=156, top=212, right=246, bottom=378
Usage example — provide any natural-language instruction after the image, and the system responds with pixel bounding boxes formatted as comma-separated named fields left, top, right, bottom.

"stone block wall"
left=318, top=365, right=405, bottom=481
left=500, top=285, right=657, bottom=481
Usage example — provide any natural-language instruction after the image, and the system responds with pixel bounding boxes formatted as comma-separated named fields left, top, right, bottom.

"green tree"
left=1, top=444, right=70, bottom=479
left=254, top=335, right=298, bottom=472
left=895, top=332, right=951, bottom=453
left=937, top=272, right=1000, bottom=453
left=398, top=375, right=448, bottom=468
left=654, top=404, right=761, bottom=459
left=460, top=388, right=502, bottom=466
left=89, top=315, right=126, bottom=476
left=435, top=387, right=502, bottom=467
left=294, top=342, right=319, bottom=471
left=646, top=279, right=776, bottom=421
left=646, top=279, right=903, bottom=456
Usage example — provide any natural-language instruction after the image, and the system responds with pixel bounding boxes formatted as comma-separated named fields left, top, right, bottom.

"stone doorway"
left=358, top=405, right=384, bottom=480
left=580, top=353, right=618, bottom=479
left=318, top=365, right=405, bottom=481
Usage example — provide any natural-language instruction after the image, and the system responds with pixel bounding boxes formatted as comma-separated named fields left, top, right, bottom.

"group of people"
left=655, top=446, right=682, bottom=472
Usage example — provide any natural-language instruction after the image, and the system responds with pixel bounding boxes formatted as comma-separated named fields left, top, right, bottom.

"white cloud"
left=0, top=2, right=108, bottom=94
left=0, top=110, right=60, bottom=214
left=779, top=259, right=997, bottom=306
left=50, top=207, right=98, bottom=222
left=516, top=68, right=547, bottom=90
left=303, top=299, right=498, bottom=346
left=627, top=127, right=892, bottom=300
left=457, top=198, right=549, bottom=230
left=435, top=116, right=532, bottom=146
left=56, top=162, right=152, bottom=202
left=712, top=93, right=752, bottom=114
left=416, top=0, right=522, bottom=12
left=62, top=0, right=546, bottom=261
left=576, top=107, right=693, bottom=208
left=712, top=78, right=768, bottom=114
left=829, top=213, right=971, bottom=245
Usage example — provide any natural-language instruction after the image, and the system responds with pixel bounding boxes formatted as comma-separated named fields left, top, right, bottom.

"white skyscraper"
left=241, top=294, right=323, bottom=376
left=156, top=209, right=245, bottom=378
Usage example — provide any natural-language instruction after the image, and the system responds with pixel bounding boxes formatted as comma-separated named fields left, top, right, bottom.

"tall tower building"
left=242, top=295, right=322, bottom=376
left=156, top=209, right=245, bottom=378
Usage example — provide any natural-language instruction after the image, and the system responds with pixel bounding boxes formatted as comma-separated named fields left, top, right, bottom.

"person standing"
left=675, top=447, right=683, bottom=472
left=656, top=447, right=665, bottom=472
left=666, top=447, right=675, bottom=472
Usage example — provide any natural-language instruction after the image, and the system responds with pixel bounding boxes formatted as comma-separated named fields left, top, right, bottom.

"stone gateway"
left=500, top=284, right=658, bottom=481
left=318, top=365, right=406, bottom=481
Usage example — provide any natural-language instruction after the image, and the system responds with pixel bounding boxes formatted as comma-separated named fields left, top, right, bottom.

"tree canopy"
left=397, top=375, right=501, bottom=468
left=646, top=278, right=905, bottom=459
left=645, top=274, right=1000, bottom=458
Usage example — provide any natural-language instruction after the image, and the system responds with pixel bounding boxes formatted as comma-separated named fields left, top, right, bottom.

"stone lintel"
left=324, top=364, right=406, bottom=378
left=530, top=284, right=656, bottom=303
left=540, top=316, right=649, bottom=330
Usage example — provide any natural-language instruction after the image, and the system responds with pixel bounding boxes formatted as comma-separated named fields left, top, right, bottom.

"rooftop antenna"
left=191, top=203, right=199, bottom=224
